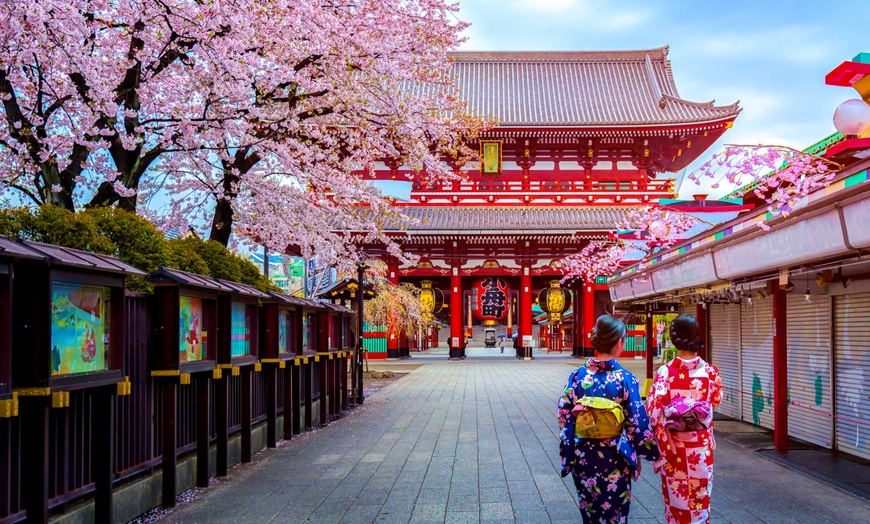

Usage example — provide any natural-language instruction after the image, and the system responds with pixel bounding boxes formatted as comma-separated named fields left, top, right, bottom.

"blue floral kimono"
left=558, top=358, right=660, bottom=524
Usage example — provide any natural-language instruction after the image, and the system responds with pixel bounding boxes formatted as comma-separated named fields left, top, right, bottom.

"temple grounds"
left=163, top=360, right=870, bottom=523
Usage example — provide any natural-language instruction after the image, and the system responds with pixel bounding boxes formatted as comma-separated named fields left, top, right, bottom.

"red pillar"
left=582, top=280, right=595, bottom=356
left=644, top=310, right=655, bottom=398
left=773, top=284, right=789, bottom=451
left=572, top=284, right=582, bottom=357
left=387, top=257, right=400, bottom=358
left=519, top=266, right=532, bottom=359
left=450, top=266, right=463, bottom=359
left=430, top=327, right=438, bottom=348
left=696, top=304, right=709, bottom=362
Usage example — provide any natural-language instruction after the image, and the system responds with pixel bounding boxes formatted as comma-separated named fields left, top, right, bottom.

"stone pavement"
left=164, top=361, right=870, bottom=524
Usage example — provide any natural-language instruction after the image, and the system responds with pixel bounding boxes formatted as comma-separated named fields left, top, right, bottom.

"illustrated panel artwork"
left=180, top=295, right=207, bottom=362
left=231, top=302, right=251, bottom=357
left=480, top=140, right=502, bottom=177
left=279, top=309, right=289, bottom=354
left=51, top=281, right=111, bottom=375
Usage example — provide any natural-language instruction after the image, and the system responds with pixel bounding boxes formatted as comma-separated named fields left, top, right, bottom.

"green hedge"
left=0, top=206, right=279, bottom=294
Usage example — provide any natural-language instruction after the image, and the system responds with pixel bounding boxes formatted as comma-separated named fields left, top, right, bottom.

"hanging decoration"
left=419, top=280, right=444, bottom=320
left=472, top=277, right=509, bottom=326
left=537, top=280, right=572, bottom=322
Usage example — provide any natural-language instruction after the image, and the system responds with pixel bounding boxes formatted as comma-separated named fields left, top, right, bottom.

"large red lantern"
left=472, top=277, right=509, bottom=325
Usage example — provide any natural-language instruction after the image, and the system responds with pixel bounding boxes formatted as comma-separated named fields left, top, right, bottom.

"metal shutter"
left=787, top=295, right=833, bottom=448
left=709, top=303, right=741, bottom=418
left=834, top=293, right=870, bottom=460
left=741, top=296, right=775, bottom=429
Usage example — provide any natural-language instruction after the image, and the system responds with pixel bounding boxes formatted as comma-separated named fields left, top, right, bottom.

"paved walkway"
left=165, top=361, right=870, bottom=523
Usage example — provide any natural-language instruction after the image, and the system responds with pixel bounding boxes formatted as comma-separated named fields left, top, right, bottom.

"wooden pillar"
left=773, top=284, right=789, bottom=452
left=340, top=352, right=348, bottom=412
left=303, top=362, right=313, bottom=429
left=161, top=382, right=177, bottom=507
left=241, top=367, right=252, bottom=463
left=356, top=263, right=365, bottom=405
left=195, top=374, right=211, bottom=486
left=520, top=266, right=532, bottom=359
left=696, top=304, right=709, bottom=361
left=93, top=387, right=115, bottom=524
left=215, top=374, right=229, bottom=477
left=582, top=280, right=595, bottom=357
left=387, top=257, right=400, bottom=358
left=449, top=265, right=463, bottom=359
left=282, top=365, right=294, bottom=441
left=319, top=357, right=328, bottom=427
left=291, top=364, right=302, bottom=435
left=645, top=310, right=655, bottom=398
left=265, top=364, right=277, bottom=448
left=572, top=284, right=582, bottom=357
left=21, top=397, right=49, bottom=523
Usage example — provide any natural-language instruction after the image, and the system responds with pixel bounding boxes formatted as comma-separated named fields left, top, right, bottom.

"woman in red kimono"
left=646, top=315, right=723, bottom=524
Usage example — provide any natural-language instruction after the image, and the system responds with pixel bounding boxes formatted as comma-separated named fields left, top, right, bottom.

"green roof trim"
left=724, top=132, right=845, bottom=199
left=845, top=169, right=869, bottom=188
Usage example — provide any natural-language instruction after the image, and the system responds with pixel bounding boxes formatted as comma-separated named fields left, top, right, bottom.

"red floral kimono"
left=646, top=357, right=723, bottom=524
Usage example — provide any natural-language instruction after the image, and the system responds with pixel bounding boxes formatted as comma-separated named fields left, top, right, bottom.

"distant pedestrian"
left=558, top=314, right=660, bottom=524
left=646, top=315, right=722, bottom=524
left=498, top=337, right=505, bottom=353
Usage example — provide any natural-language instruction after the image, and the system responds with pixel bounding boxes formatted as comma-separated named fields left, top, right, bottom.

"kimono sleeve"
left=708, top=364, right=723, bottom=408
left=623, top=372, right=660, bottom=463
left=558, top=369, right=581, bottom=429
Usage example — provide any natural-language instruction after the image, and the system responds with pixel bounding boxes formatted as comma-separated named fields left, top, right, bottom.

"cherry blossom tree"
left=686, top=144, right=841, bottom=229
left=1, top=0, right=487, bottom=269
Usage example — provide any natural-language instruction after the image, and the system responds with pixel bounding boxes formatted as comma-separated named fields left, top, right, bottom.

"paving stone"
left=164, top=361, right=870, bottom=524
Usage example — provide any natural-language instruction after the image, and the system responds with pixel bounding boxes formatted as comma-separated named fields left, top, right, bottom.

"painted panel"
left=279, top=309, right=289, bottom=354
left=715, top=210, right=846, bottom=280
left=179, top=295, right=207, bottom=362
left=834, top=293, right=870, bottom=460
left=51, top=281, right=111, bottom=375
left=231, top=302, right=251, bottom=357
left=630, top=276, right=655, bottom=298
left=709, top=304, right=741, bottom=419
left=740, top=297, right=775, bottom=429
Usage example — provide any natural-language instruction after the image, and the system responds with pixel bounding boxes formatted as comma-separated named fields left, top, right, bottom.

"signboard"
left=522, top=335, right=533, bottom=348
left=452, top=336, right=460, bottom=347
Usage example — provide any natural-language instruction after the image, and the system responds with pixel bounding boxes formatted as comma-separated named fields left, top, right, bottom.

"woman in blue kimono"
left=558, top=314, right=660, bottom=524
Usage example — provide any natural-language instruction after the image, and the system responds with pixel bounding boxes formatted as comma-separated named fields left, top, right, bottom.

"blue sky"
left=456, top=0, right=870, bottom=198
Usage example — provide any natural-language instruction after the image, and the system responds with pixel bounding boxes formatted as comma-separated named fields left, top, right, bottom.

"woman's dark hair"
left=669, top=314, right=705, bottom=353
left=590, top=314, right=627, bottom=352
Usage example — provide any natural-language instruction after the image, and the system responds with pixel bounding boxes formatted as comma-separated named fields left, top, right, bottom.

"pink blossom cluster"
left=560, top=242, right=626, bottom=284
left=0, top=0, right=486, bottom=272
left=686, top=145, right=839, bottom=229
left=617, top=206, right=697, bottom=248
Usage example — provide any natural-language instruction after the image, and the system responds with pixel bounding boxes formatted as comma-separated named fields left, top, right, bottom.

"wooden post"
left=387, top=257, right=400, bottom=358
left=583, top=280, right=595, bottom=357
left=161, top=382, right=177, bottom=507
left=303, top=363, right=313, bottom=429
left=215, top=374, right=228, bottom=477
left=773, top=284, right=789, bottom=452
left=319, top=357, right=328, bottom=427
left=196, top=374, right=210, bottom=486
left=93, top=386, right=115, bottom=524
left=356, top=263, right=365, bottom=405
left=21, top=396, right=50, bottom=523
left=282, top=365, right=294, bottom=441
left=572, top=283, right=582, bottom=357
left=696, top=303, right=709, bottom=361
left=241, top=367, right=252, bottom=463
left=645, top=310, right=655, bottom=398
left=520, top=266, right=532, bottom=359
left=449, top=266, right=463, bottom=359
left=266, top=364, right=278, bottom=448
left=340, top=352, right=348, bottom=412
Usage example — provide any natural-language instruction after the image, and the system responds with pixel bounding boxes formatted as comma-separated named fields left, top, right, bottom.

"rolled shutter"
left=741, top=297, right=774, bottom=429
left=834, top=293, right=870, bottom=460
left=786, top=295, right=833, bottom=448
left=709, top=303, right=741, bottom=418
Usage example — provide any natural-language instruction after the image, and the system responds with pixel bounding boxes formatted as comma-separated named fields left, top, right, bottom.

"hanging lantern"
left=537, top=280, right=572, bottom=322
left=419, top=280, right=444, bottom=319
left=472, top=277, right=509, bottom=326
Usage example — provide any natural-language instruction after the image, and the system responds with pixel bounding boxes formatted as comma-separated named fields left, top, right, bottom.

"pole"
left=645, top=309, right=655, bottom=399
left=773, top=283, right=788, bottom=451
left=263, top=245, right=269, bottom=276
left=356, top=263, right=365, bottom=404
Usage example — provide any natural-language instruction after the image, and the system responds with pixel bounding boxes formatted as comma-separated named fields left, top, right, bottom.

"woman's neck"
left=596, top=352, right=615, bottom=360
left=678, top=351, right=699, bottom=360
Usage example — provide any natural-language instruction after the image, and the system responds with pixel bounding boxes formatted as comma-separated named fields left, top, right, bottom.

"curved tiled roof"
left=378, top=207, right=632, bottom=232
left=446, top=47, right=740, bottom=127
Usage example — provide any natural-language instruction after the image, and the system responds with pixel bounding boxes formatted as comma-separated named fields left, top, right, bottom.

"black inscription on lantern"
left=480, top=277, right=506, bottom=318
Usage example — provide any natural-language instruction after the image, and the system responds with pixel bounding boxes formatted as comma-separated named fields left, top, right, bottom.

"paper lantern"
left=472, top=277, right=509, bottom=324
left=537, top=280, right=572, bottom=321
